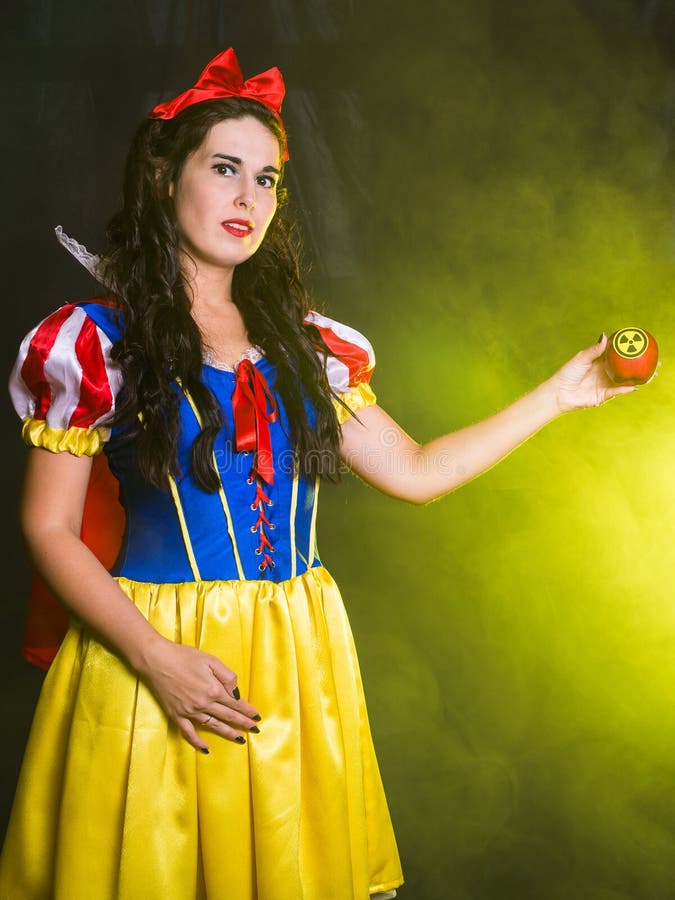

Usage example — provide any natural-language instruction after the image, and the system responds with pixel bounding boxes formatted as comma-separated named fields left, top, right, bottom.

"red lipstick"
left=221, top=219, right=254, bottom=238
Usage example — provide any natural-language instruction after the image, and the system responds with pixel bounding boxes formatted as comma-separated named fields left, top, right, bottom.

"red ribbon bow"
left=231, top=359, right=278, bottom=485
left=149, top=47, right=289, bottom=161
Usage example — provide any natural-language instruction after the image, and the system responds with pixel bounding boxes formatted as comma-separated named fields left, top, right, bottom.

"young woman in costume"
left=1, top=48, right=635, bottom=899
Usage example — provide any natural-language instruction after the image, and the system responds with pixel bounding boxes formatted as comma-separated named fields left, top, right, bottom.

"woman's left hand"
left=552, top=334, right=640, bottom=413
left=340, top=332, right=653, bottom=505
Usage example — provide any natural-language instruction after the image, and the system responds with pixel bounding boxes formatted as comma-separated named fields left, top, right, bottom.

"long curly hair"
left=104, top=97, right=342, bottom=492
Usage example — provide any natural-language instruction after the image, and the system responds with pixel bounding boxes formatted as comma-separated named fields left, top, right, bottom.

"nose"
left=236, top=176, right=256, bottom=211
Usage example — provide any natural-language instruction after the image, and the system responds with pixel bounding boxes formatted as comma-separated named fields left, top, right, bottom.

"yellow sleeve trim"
left=332, top=382, right=377, bottom=425
left=21, top=418, right=108, bottom=457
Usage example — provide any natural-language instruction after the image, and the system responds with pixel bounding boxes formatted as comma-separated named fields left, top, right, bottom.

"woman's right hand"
left=139, top=636, right=261, bottom=753
left=20, top=449, right=260, bottom=755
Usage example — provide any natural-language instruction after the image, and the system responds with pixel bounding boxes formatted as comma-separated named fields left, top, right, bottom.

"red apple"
left=604, top=327, right=658, bottom=385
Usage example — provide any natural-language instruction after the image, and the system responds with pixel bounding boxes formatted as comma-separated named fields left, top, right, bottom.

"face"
left=169, top=115, right=281, bottom=276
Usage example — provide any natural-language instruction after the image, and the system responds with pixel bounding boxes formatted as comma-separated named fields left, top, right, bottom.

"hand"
left=551, top=334, right=639, bottom=413
left=140, top=637, right=261, bottom=753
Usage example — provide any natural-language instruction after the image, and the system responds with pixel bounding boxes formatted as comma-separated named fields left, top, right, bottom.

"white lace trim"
left=202, top=347, right=264, bottom=372
left=54, top=227, right=266, bottom=373
left=54, top=226, right=108, bottom=282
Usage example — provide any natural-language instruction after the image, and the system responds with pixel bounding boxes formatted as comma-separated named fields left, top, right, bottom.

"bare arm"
left=339, top=335, right=635, bottom=505
left=21, top=447, right=260, bottom=750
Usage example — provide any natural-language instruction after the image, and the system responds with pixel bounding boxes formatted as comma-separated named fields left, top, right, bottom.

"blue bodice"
left=83, top=302, right=322, bottom=584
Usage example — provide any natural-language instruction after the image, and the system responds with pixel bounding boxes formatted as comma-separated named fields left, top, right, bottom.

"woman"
left=1, top=48, right=635, bottom=899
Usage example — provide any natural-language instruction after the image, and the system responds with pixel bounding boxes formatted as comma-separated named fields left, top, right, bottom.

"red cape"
left=23, top=453, right=125, bottom=669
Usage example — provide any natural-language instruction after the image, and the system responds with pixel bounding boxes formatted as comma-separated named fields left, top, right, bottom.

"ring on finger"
left=202, top=714, right=213, bottom=726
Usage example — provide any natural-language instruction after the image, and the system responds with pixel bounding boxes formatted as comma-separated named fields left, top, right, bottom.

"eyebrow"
left=211, top=154, right=280, bottom=176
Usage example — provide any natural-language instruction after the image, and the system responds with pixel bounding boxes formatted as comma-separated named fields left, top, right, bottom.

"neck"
left=182, top=259, right=250, bottom=357
left=181, top=256, right=236, bottom=312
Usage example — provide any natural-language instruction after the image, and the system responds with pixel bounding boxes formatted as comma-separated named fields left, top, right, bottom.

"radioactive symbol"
left=612, top=327, right=648, bottom=359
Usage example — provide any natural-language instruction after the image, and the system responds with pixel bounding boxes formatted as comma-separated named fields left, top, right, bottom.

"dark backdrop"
left=3, top=3, right=675, bottom=899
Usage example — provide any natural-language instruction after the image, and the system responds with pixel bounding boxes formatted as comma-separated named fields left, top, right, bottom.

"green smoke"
left=319, top=2, right=675, bottom=897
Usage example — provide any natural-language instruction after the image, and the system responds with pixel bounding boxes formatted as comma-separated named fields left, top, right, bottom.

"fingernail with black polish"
left=235, top=735, right=246, bottom=745
left=598, top=333, right=604, bottom=342
left=252, top=714, right=262, bottom=722
left=200, top=748, right=210, bottom=755
left=233, top=687, right=241, bottom=700
left=249, top=725, right=260, bottom=734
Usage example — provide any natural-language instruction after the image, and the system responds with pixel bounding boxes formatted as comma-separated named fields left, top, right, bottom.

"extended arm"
left=21, top=447, right=260, bottom=749
left=339, top=335, right=635, bottom=504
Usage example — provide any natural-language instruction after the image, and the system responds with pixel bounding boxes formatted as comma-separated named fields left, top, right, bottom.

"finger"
left=206, top=660, right=260, bottom=717
left=203, top=716, right=251, bottom=745
left=195, top=680, right=260, bottom=715
left=179, top=716, right=210, bottom=754
left=197, top=695, right=261, bottom=727
left=604, top=385, right=638, bottom=400
left=207, top=702, right=261, bottom=732
left=230, top=696, right=261, bottom=720
left=177, top=684, right=235, bottom=717
left=578, top=334, right=607, bottom=364
left=189, top=690, right=260, bottom=723
left=208, top=657, right=239, bottom=696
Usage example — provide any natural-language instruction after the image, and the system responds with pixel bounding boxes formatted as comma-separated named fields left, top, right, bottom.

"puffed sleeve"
left=304, top=310, right=377, bottom=424
left=9, top=303, right=122, bottom=456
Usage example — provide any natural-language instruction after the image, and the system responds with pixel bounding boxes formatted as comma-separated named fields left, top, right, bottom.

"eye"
left=256, top=174, right=278, bottom=189
left=212, top=162, right=237, bottom=176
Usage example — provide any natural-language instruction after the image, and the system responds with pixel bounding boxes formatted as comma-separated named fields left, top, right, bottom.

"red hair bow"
left=149, top=47, right=289, bottom=160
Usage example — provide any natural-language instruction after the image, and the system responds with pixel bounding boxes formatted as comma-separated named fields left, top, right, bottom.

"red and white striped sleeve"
left=9, top=304, right=122, bottom=456
left=304, top=310, right=377, bottom=423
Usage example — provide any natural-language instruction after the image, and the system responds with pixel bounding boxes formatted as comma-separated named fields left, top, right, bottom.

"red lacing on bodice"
left=233, top=359, right=278, bottom=572
left=249, top=478, right=276, bottom=571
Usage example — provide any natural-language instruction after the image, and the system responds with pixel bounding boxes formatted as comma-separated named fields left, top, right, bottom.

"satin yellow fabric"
left=0, top=568, right=403, bottom=899
left=21, top=418, right=107, bottom=456
left=333, top=384, right=377, bottom=425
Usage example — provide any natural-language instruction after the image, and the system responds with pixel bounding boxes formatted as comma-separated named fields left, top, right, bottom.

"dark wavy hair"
left=104, top=97, right=342, bottom=492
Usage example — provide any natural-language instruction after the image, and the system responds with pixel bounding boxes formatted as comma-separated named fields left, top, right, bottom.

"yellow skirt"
left=0, top=567, right=403, bottom=899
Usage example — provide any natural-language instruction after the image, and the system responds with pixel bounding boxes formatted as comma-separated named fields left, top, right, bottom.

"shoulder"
left=303, top=310, right=377, bottom=423
left=14, top=298, right=123, bottom=358
left=75, top=298, right=125, bottom=343
left=303, top=310, right=375, bottom=391
left=9, top=298, right=123, bottom=456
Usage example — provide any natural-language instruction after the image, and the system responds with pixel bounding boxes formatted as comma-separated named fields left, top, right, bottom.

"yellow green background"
left=317, top=2, right=675, bottom=896
left=3, top=3, right=675, bottom=898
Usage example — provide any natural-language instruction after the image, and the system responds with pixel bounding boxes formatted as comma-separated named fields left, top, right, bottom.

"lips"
left=221, top=219, right=254, bottom=238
